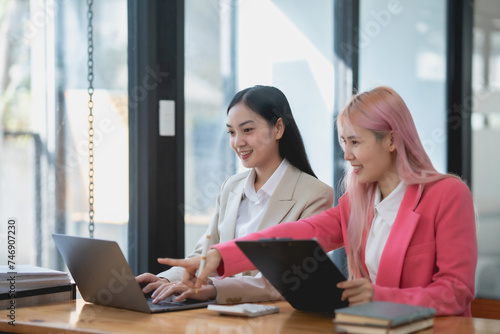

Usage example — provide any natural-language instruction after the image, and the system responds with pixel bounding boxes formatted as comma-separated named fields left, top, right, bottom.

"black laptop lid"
left=235, top=239, right=348, bottom=313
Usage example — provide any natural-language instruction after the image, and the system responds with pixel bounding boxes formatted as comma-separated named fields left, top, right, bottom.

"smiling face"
left=226, top=102, right=284, bottom=177
left=340, top=122, right=400, bottom=198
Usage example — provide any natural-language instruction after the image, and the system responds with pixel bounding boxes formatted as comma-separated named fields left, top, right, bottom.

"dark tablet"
left=235, top=239, right=348, bottom=313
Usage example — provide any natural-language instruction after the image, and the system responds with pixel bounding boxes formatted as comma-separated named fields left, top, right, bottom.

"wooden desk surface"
left=1, top=299, right=500, bottom=334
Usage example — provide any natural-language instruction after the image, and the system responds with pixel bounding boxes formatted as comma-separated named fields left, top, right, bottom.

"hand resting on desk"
left=337, top=278, right=373, bottom=306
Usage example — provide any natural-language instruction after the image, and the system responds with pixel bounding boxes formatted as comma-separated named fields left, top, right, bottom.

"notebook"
left=52, top=234, right=215, bottom=313
left=333, top=301, right=436, bottom=334
left=235, top=239, right=348, bottom=313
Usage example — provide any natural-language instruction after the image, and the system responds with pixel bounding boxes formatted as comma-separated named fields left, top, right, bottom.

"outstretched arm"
left=158, top=203, right=346, bottom=288
left=158, top=248, right=223, bottom=289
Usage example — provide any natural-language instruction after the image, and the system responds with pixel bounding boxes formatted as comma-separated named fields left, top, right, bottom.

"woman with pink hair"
left=160, top=86, right=477, bottom=316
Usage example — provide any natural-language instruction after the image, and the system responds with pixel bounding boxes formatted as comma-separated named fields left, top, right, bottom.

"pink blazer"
left=214, top=177, right=477, bottom=316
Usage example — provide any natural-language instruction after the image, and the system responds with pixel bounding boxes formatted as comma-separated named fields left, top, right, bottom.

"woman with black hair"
left=136, top=85, right=333, bottom=304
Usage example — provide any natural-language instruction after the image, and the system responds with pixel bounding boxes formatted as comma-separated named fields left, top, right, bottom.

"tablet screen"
left=236, top=239, right=348, bottom=313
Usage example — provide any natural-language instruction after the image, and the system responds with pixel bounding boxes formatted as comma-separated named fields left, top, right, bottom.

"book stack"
left=0, top=264, right=76, bottom=308
left=333, top=301, right=436, bottom=334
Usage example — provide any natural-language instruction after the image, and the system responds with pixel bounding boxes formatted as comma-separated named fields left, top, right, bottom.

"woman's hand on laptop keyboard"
left=151, top=281, right=216, bottom=304
left=135, top=272, right=170, bottom=295
left=158, top=248, right=222, bottom=290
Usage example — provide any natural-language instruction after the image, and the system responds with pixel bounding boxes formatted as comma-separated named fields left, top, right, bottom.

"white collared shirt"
left=365, top=181, right=408, bottom=283
left=235, top=159, right=290, bottom=239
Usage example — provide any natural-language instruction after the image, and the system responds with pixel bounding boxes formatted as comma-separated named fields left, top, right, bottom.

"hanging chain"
left=87, top=0, right=95, bottom=238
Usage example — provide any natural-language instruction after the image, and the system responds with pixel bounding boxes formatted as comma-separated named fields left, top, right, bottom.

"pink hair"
left=337, top=86, right=452, bottom=279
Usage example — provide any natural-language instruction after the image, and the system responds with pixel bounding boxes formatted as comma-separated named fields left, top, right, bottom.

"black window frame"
left=128, top=0, right=185, bottom=275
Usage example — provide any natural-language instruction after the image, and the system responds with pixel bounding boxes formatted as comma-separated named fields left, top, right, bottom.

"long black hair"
left=227, top=85, right=317, bottom=178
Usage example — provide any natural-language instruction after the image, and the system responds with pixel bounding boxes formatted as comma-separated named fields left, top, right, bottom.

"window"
left=0, top=0, right=128, bottom=269
left=184, top=0, right=334, bottom=253
left=472, top=0, right=500, bottom=299
left=184, top=0, right=231, bottom=254
left=359, top=0, right=447, bottom=172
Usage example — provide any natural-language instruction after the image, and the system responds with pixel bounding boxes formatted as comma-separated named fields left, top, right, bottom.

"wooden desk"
left=1, top=299, right=500, bottom=334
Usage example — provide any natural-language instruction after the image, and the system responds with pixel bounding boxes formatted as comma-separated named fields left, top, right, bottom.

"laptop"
left=235, top=239, right=349, bottom=314
left=52, top=234, right=215, bottom=313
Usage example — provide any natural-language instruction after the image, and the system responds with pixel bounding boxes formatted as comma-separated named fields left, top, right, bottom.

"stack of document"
left=0, top=264, right=76, bottom=308
left=333, top=301, right=436, bottom=334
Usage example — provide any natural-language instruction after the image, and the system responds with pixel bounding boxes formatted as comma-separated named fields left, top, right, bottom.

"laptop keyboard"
left=147, top=295, right=184, bottom=306
left=147, top=295, right=212, bottom=311
left=147, top=299, right=184, bottom=310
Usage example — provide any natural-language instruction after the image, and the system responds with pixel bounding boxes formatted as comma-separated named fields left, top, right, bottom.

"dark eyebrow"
left=226, top=120, right=255, bottom=128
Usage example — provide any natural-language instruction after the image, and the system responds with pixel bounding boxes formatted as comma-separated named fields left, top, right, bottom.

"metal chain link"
left=87, top=0, right=95, bottom=238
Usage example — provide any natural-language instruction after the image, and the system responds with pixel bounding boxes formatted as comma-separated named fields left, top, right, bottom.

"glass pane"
left=184, top=0, right=231, bottom=254
left=59, top=1, right=129, bottom=256
left=237, top=0, right=334, bottom=184
left=0, top=0, right=128, bottom=270
left=184, top=0, right=334, bottom=254
left=359, top=0, right=447, bottom=173
left=472, top=0, right=500, bottom=299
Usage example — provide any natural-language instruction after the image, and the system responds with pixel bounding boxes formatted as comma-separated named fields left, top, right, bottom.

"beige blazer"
left=158, top=164, right=334, bottom=303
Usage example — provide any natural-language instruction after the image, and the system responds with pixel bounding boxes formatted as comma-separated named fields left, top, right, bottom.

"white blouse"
left=365, top=181, right=408, bottom=282
left=235, top=159, right=290, bottom=239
